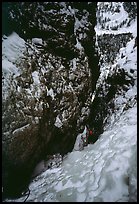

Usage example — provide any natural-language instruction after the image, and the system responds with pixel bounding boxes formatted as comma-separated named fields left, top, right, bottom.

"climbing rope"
left=22, top=188, right=30, bottom=202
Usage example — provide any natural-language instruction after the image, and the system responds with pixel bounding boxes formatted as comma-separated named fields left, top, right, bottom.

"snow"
left=32, top=71, right=40, bottom=85
left=2, top=32, right=26, bottom=76
left=116, top=38, right=137, bottom=73
left=73, top=126, right=87, bottom=151
left=3, top=2, right=137, bottom=203
left=2, top=32, right=25, bottom=62
left=12, top=124, right=30, bottom=135
left=2, top=59, right=17, bottom=75
left=70, top=58, right=78, bottom=70
left=101, top=3, right=128, bottom=29
left=2, top=32, right=26, bottom=100
left=32, top=38, right=43, bottom=45
left=75, top=38, right=84, bottom=52
left=54, top=115, right=63, bottom=128
left=7, top=103, right=136, bottom=202
left=95, top=2, right=137, bottom=37
left=95, top=3, right=137, bottom=91
left=47, top=88, right=55, bottom=100
left=73, top=8, right=89, bottom=53
left=95, top=18, right=137, bottom=37
left=91, top=93, right=95, bottom=103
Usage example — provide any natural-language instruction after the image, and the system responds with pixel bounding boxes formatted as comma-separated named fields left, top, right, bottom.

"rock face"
left=2, top=2, right=137, bottom=201
left=2, top=2, right=99, bottom=199
left=87, top=2, right=137, bottom=142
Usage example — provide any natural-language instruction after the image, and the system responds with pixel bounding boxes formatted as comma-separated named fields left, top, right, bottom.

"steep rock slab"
left=2, top=2, right=98, bottom=199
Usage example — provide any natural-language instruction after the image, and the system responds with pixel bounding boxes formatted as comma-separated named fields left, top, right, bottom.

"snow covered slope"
left=5, top=2, right=137, bottom=202
left=95, top=2, right=137, bottom=36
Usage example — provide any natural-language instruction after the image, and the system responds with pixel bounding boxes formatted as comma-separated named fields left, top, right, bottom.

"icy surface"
left=73, top=126, right=87, bottom=151
left=7, top=104, right=137, bottom=202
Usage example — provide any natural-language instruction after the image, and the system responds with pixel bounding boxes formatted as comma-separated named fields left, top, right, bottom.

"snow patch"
left=54, top=116, right=63, bottom=128
left=47, top=88, right=55, bottom=100
left=32, top=71, right=40, bottom=85
left=2, top=32, right=26, bottom=76
left=32, top=38, right=43, bottom=45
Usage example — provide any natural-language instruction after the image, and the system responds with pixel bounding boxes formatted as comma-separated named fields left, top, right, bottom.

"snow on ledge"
left=2, top=32, right=26, bottom=75
left=54, top=116, right=63, bottom=128
left=32, top=38, right=43, bottom=45
left=47, top=88, right=55, bottom=100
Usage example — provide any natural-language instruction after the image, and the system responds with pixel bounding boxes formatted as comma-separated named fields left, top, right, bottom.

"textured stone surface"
left=2, top=2, right=98, bottom=199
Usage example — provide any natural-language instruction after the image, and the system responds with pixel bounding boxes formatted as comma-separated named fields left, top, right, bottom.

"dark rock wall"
left=2, top=2, right=99, bottom=199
